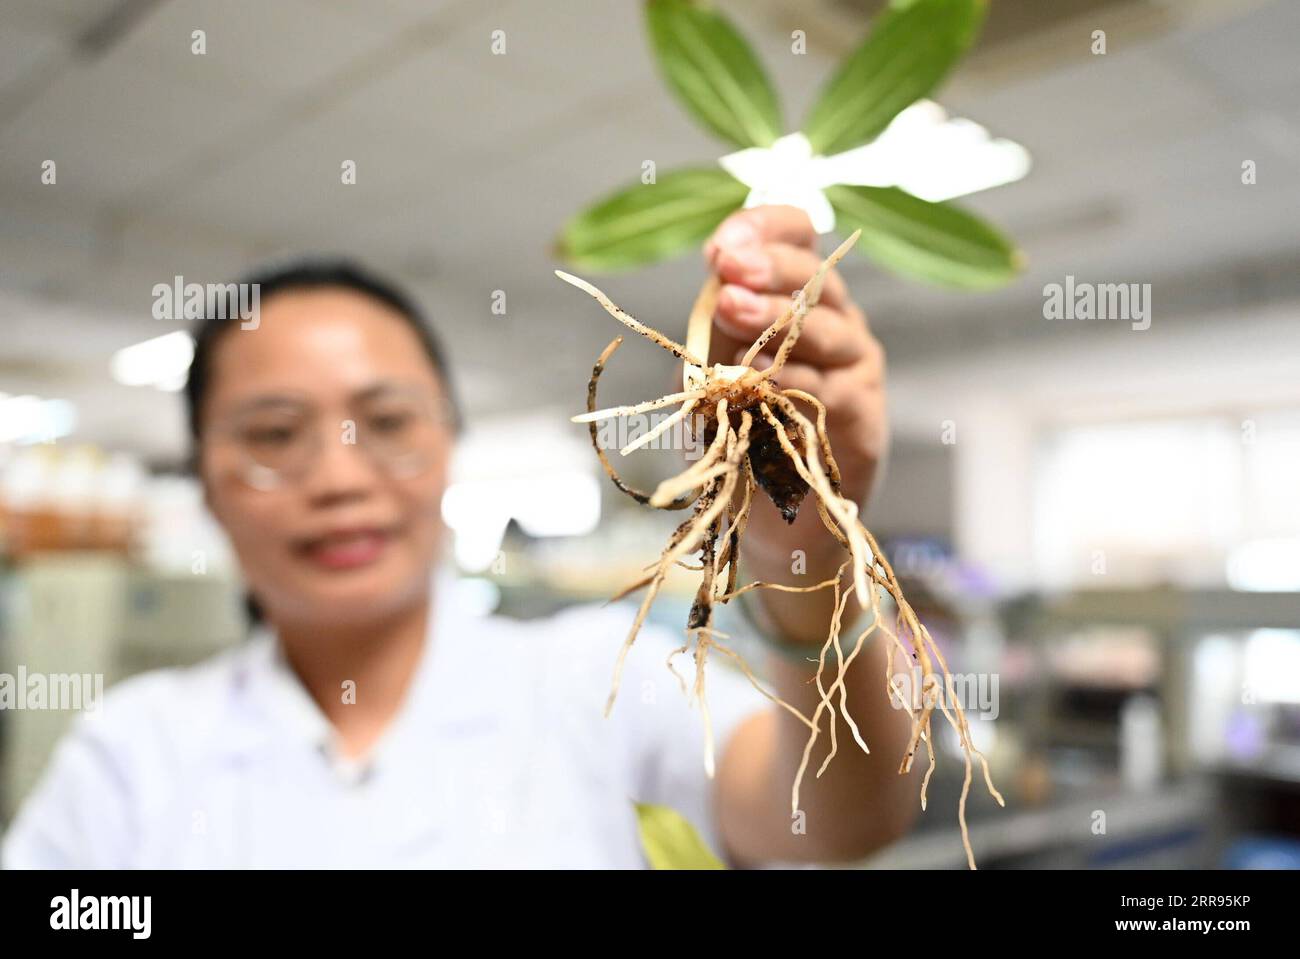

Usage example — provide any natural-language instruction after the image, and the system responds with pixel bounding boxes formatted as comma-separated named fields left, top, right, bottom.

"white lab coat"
left=2, top=570, right=767, bottom=868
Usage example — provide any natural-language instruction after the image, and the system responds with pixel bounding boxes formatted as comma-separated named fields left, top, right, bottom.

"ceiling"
left=1, top=0, right=1297, bottom=461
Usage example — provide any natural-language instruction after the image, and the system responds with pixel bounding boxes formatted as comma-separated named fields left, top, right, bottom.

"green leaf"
left=554, top=167, right=749, bottom=272
left=803, top=0, right=987, bottom=156
left=645, top=0, right=782, bottom=148
left=827, top=184, right=1022, bottom=289
left=635, top=802, right=728, bottom=869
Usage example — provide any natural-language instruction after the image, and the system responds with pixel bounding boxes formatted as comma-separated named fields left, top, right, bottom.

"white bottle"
left=1120, top=693, right=1163, bottom=792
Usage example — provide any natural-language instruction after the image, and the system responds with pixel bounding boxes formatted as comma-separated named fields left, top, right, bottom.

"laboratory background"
left=2, top=0, right=1299, bottom=869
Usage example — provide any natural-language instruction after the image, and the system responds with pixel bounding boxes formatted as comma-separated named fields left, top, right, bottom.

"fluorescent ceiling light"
left=0, top=395, right=77, bottom=444
left=111, top=331, right=194, bottom=390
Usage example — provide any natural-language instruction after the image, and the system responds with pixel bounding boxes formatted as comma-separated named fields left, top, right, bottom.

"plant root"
left=557, top=229, right=1003, bottom=869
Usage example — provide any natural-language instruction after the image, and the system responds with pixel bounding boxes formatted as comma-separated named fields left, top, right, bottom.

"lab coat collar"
left=220, top=564, right=484, bottom=767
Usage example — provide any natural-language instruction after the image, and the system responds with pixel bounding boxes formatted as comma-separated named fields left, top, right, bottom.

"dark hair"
left=183, top=256, right=462, bottom=453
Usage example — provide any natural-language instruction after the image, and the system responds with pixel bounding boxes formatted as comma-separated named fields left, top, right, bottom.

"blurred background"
left=2, top=0, right=1299, bottom=868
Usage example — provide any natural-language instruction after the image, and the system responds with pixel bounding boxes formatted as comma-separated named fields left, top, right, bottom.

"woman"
left=3, top=205, right=918, bottom=868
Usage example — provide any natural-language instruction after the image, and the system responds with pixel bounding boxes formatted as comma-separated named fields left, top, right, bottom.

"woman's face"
left=198, top=286, right=454, bottom=629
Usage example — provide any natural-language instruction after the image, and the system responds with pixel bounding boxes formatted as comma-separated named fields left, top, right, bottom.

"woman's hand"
left=703, top=210, right=918, bottom=864
left=703, top=204, right=889, bottom=588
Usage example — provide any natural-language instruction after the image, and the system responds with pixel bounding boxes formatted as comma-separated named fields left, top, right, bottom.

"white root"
left=571, top=388, right=706, bottom=423
left=620, top=399, right=698, bottom=456
left=555, top=270, right=706, bottom=368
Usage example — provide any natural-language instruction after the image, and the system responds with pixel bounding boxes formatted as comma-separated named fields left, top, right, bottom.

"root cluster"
left=556, top=231, right=1003, bottom=869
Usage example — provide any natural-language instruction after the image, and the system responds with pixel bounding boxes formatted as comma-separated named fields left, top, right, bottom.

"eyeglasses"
left=212, top=386, right=452, bottom=491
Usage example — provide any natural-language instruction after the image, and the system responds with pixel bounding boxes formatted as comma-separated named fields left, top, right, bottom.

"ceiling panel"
left=1, top=0, right=115, bottom=37
left=1176, top=0, right=1300, bottom=103
left=0, top=48, right=259, bottom=209
left=0, top=20, right=64, bottom=96
left=1, top=0, right=1299, bottom=460
left=112, top=0, right=398, bottom=99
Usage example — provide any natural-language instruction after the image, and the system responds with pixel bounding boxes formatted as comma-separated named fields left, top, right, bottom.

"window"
left=1033, top=409, right=1300, bottom=588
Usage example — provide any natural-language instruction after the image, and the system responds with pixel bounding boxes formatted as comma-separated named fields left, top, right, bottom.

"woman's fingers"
left=706, top=322, right=748, bottom=370
left=714, top=242, right=850, bottom=309
left=704, top=205, right=819, bottom=264
left=744, top=355, right=824, bottom=396
left=716, top=286, right=864, bottom=367
left=760, top=358, right=889, bottom=466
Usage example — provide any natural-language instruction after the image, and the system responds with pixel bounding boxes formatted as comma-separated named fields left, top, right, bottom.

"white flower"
left=718, top=102, right=1032, bottom=234
left=719, top=132, right=839, bottom=233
